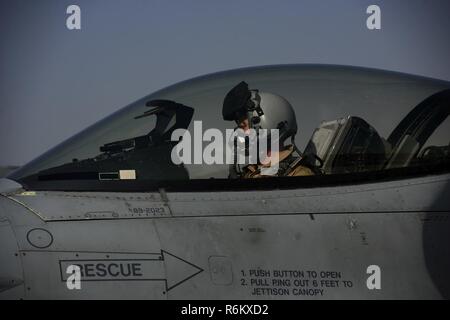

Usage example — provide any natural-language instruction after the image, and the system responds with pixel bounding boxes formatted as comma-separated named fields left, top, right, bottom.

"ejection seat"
left=303, top=116, right=388, bottom=174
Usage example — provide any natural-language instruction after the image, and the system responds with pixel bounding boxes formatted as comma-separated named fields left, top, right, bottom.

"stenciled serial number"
left=127, top=207, right=166, bottom=215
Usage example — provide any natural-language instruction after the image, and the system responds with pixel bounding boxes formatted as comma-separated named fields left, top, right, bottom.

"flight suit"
left=241, top=145, right=315, bottom=178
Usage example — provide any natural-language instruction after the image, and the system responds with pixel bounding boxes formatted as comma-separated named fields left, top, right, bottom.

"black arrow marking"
left=57, top=249, right=204, bottom=292
left=161, top=250, right=204, bottom=291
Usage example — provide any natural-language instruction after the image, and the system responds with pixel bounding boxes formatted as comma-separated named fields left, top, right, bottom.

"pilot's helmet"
left=222, top=81, right=298, bottom=146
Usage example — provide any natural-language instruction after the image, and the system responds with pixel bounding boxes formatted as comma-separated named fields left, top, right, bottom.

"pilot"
left=222, top=81, right=315, bottom=178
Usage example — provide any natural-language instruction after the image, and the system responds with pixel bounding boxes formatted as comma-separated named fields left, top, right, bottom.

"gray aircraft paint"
left=1, top=173, right=449, bottom=299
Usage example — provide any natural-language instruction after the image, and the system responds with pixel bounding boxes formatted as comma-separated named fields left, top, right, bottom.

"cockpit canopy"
left=9, top=65, right=450, bottom=190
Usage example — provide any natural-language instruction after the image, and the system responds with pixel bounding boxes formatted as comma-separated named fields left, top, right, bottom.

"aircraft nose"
left=0, top=196, right=25, bottom=298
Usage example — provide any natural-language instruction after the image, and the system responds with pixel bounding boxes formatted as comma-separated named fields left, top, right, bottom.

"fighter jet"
left=1, top=64, right=449, bottom=299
